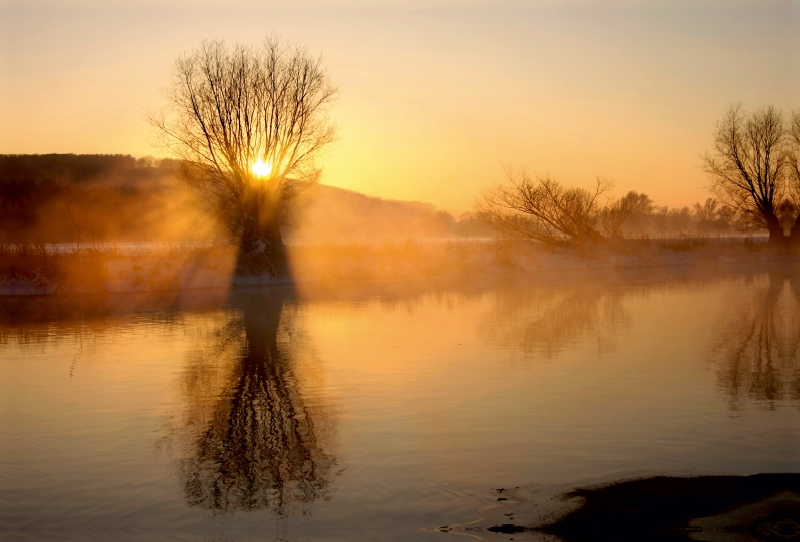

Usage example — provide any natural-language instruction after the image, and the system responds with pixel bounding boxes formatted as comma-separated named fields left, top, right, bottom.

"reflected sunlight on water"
left=1, top=267, right=799, bottom=541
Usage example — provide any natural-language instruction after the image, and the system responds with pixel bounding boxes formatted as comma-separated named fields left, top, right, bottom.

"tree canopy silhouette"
left=703, top=104, right=790, bottom=245
left=150, top=37, right=337, bottom=273
left=788, top=111, right=800, bottom=243
left=475, top=168, right=615, bottom=246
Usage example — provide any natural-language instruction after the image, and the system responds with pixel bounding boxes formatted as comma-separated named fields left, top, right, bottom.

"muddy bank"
left=543, top=473, right=799, bottom=541
left=443, top=472, right=800, bottom=541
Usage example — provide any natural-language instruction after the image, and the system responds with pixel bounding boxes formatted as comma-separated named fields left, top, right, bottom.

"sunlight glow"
left=251, top=158, right=273, bottom=178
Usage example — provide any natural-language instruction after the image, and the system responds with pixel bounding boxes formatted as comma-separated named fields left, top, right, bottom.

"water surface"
left=2, top=267, right=799, bottom=541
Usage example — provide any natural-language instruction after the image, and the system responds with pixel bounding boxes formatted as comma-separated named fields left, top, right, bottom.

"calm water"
left=2, top=267, right=799, bottom=541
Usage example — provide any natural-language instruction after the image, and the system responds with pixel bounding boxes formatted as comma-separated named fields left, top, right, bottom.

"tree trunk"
left=765, top=212, right=786, bottom=247
left=237, top=206, right=288, bottom=276
left=233, top=182, right=290, bottom=275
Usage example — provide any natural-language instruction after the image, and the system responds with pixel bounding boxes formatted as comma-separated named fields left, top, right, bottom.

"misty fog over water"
left=2, top=268, right=798, bottom=541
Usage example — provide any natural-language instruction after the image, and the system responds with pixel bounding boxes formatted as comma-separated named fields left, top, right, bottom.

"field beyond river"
left=0, top=237, right=791, bottom=296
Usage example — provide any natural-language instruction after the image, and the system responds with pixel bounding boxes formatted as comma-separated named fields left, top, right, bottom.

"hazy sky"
left=2, top=0, right=797, bottom=212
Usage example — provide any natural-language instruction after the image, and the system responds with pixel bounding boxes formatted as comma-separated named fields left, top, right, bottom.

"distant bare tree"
left=693, top=198, right=719, bottom=232
left=615, top=191, right=654, bottom=236
left=715, top=204, right=737, bottom=231
left=693, top=198, right=739, bottom=233
left=693, top=198, right=718, bottom=223
left=599, top=196, right=634, bottom=238
left=475, top=168, right=611, bottom=246
left=703, top=104, right=788, bottom=245
left=150, top=38, right=337, bottom=272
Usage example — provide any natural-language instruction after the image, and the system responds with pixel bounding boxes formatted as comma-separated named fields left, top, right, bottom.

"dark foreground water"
left=1, top=266, right=799, bottom=541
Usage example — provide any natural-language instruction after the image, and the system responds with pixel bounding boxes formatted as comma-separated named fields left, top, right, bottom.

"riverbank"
left=441, top=471, right=800, bottom=541
left=1, top=238, right=795, bottom=296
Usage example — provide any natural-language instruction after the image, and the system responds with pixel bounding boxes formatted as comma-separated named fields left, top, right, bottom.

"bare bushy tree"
left=703, top=104, right=788, bottom=245
left=788, top=111, right=800, bottom=243
left=693, top=198, right=719, bottom=224
left=475, top=168, right=611, bottom=246
left=150, top=37, right=337, bottom=272
left=689, top=198, right=738, bottom=233
left=599, top=196, right=635, bottom=238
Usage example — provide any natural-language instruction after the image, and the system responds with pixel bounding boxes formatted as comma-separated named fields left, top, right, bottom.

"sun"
left=251, top=158, right=273, bottom=178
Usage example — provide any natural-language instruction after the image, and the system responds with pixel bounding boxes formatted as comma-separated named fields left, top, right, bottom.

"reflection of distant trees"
left=480, top=282, right=629, bottom=360
left=0, top=289, right=231, bottom=346
left=712, top=270, right=800, bottom=410
left=179, top=290, right=336, bottom=515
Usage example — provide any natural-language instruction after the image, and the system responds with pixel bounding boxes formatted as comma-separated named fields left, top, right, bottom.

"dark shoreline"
left=487, top=473, right=800, bottom=541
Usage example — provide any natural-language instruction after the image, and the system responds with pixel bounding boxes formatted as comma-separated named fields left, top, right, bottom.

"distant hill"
left=0, top=154, right=489, bottom=244
left=0, top=154, right=204, bottom=243
left=287, top=184, right=459, bottom=242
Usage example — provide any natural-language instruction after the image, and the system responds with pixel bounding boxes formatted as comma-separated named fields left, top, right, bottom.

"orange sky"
left=2, top=1, right=797, bottom=213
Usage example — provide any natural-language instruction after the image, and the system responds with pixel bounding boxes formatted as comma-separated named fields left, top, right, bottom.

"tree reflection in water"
left=480, top=281, right=629, bottom=361
left=178, top=289, right=336, bottom=515
left=712, top=269, right=800, bottom=410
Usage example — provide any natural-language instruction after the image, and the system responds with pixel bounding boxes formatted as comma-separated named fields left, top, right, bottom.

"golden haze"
left=2, top=1, right=796, bottom=213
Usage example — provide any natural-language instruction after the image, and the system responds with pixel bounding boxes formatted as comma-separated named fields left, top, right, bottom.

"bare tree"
left=475, top=168, right=611, bottom=246
left=703, top=104, right=788, bottom=245
left=788, top=111, right=800, bottom=244
left=614, top=191, right=654, bottom=236
left=599, top=196, right=635, bottom=238
left=693, top=198, right=718, bottom=222
left=150, top=38, right=337, bottom=272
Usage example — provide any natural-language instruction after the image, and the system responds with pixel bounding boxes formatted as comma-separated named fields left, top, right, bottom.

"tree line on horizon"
left=477, top=105, right=800, bottom=248
left=0, top=153, right=478, bottom=244
left=0, top=154, right=216, bottom=245
left=1, top=153, right=748, bottom=246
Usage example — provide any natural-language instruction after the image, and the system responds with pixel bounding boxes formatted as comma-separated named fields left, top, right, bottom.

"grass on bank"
left=0, top=235, right=785, bottom=294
